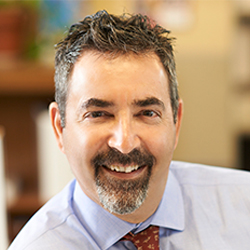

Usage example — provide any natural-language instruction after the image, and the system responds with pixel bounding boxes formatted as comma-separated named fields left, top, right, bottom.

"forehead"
left=69, top=51, right=170, bottom=105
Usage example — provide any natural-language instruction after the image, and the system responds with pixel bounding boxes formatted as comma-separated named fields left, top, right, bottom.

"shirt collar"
left=151, top=168, right=185, bottom=231
left=130, top=168, right=185, bottom=235
left=73, top=163, right=184, bottom=249
left=73, top=183, right=136, bottom=249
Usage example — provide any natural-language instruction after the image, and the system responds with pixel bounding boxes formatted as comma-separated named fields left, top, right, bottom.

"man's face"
left=50, top=52, right=182, bottom=221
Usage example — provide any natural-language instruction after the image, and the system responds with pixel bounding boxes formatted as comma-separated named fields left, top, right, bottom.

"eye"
left=141, top=110, right=157, bottom=117
left=89, top=111, right=105, bottom=118
left=84, top=111, right=113, bottom=119
left=134, top=109, right=161, bottom=121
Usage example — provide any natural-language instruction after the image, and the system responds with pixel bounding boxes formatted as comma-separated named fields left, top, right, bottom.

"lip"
left=101, top=164, right=147, bottom=179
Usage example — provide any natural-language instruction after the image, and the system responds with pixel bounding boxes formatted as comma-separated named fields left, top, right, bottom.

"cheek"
left=144, top=126, right=176, bottom=162
left=147, top=129, right=175, bottom=187
left=62, top=129, right=102, bottom=201
left=62, top=126, right=107, bottom=174
left=62, top=128, right=90, bottom=173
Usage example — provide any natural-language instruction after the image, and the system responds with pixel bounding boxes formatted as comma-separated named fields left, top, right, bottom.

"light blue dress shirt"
left=8, top=161, right=250, bottom=250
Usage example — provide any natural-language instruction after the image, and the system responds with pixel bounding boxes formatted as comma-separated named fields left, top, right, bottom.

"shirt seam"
left=178, top=183, right=250, bottom=187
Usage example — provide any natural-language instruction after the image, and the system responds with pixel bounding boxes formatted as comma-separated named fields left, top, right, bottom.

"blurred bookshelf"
left=0, top=62, right=54, bottom=242
left=0, top=0, right=81, bottom=244
left=0, top=61, right=54, bottom=95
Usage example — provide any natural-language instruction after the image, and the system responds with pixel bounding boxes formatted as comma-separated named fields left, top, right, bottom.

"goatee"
left=92, top=147, right=155, bottom=215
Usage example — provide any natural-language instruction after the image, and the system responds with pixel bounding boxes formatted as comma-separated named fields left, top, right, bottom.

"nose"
left=108, top=116, right=140, bottom=154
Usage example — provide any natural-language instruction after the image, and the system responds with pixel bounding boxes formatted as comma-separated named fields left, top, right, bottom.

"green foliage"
left=0, top=0, right=40, bottom=8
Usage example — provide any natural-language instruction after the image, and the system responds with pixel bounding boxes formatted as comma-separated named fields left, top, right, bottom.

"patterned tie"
left=121, top=225, right=159, bottom=250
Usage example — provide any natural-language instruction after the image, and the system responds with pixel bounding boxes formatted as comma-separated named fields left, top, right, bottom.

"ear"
left=174, top=99, right=183, bottom=150
left=49, top=102, right=65, bottom=153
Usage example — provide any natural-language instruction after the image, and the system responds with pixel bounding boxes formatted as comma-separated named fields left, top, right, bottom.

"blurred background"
left=1, top=0, right=250, bottom=248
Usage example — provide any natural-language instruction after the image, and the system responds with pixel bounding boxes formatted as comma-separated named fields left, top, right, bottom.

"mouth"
left=92, top=148, right=155, bottom=180
left=105, top=164, right=141, bottom=173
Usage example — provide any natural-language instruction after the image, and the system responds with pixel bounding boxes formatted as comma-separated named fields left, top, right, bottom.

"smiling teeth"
left=109, top=165, right=139, bottom=173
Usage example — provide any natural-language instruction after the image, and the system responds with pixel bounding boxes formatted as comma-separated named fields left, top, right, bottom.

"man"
left=8, top=10, right=250, bottom=250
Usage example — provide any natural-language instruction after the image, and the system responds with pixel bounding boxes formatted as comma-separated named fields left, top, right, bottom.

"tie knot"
left=121, top=225, right=159, bottom=250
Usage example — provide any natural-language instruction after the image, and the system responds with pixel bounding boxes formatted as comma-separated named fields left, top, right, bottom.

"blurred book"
left=0, top=127, right=8, bottom=250
left=36, top=110, right=74, bottom=203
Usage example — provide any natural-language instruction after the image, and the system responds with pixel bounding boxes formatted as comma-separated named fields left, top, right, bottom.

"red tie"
left=121, top=225, right=159, bottom=250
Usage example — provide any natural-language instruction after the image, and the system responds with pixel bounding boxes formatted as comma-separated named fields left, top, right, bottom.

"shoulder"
left=7, top=180, right=91, bottom=250
left=164, top=161, right=250, bottom=248
left=170, top=161, right=250, bottom=186
left=169, top=161, right=250, bottom=217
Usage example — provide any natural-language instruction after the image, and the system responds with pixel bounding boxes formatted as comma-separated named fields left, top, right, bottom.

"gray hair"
left=54, top=10, right=179, bottom=127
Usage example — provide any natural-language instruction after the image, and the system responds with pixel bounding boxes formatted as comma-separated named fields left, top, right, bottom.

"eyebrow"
left=80, top=98, right=114, bottom=109
left=79, top=97, right=165, bottom=111
left=133, top=97, right=165, bottom=110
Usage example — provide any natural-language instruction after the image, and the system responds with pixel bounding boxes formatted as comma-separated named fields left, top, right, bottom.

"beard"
left=91, top=147, right=155, bottom=215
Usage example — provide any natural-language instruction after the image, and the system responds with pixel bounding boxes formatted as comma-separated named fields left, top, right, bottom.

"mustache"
left=91, top=147, right=156, bottom=168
